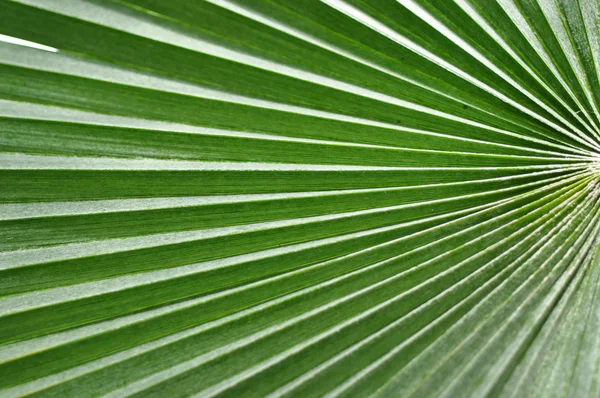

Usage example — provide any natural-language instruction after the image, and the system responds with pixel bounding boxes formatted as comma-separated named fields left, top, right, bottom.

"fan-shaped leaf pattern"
left=0, top=0, right=599, bottom=397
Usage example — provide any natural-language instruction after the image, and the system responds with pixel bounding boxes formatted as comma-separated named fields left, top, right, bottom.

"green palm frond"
left=1, top=0, right=599, bottom=396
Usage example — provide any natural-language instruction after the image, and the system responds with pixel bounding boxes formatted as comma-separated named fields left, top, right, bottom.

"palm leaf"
left=1, top=0, right=599, bottom=396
